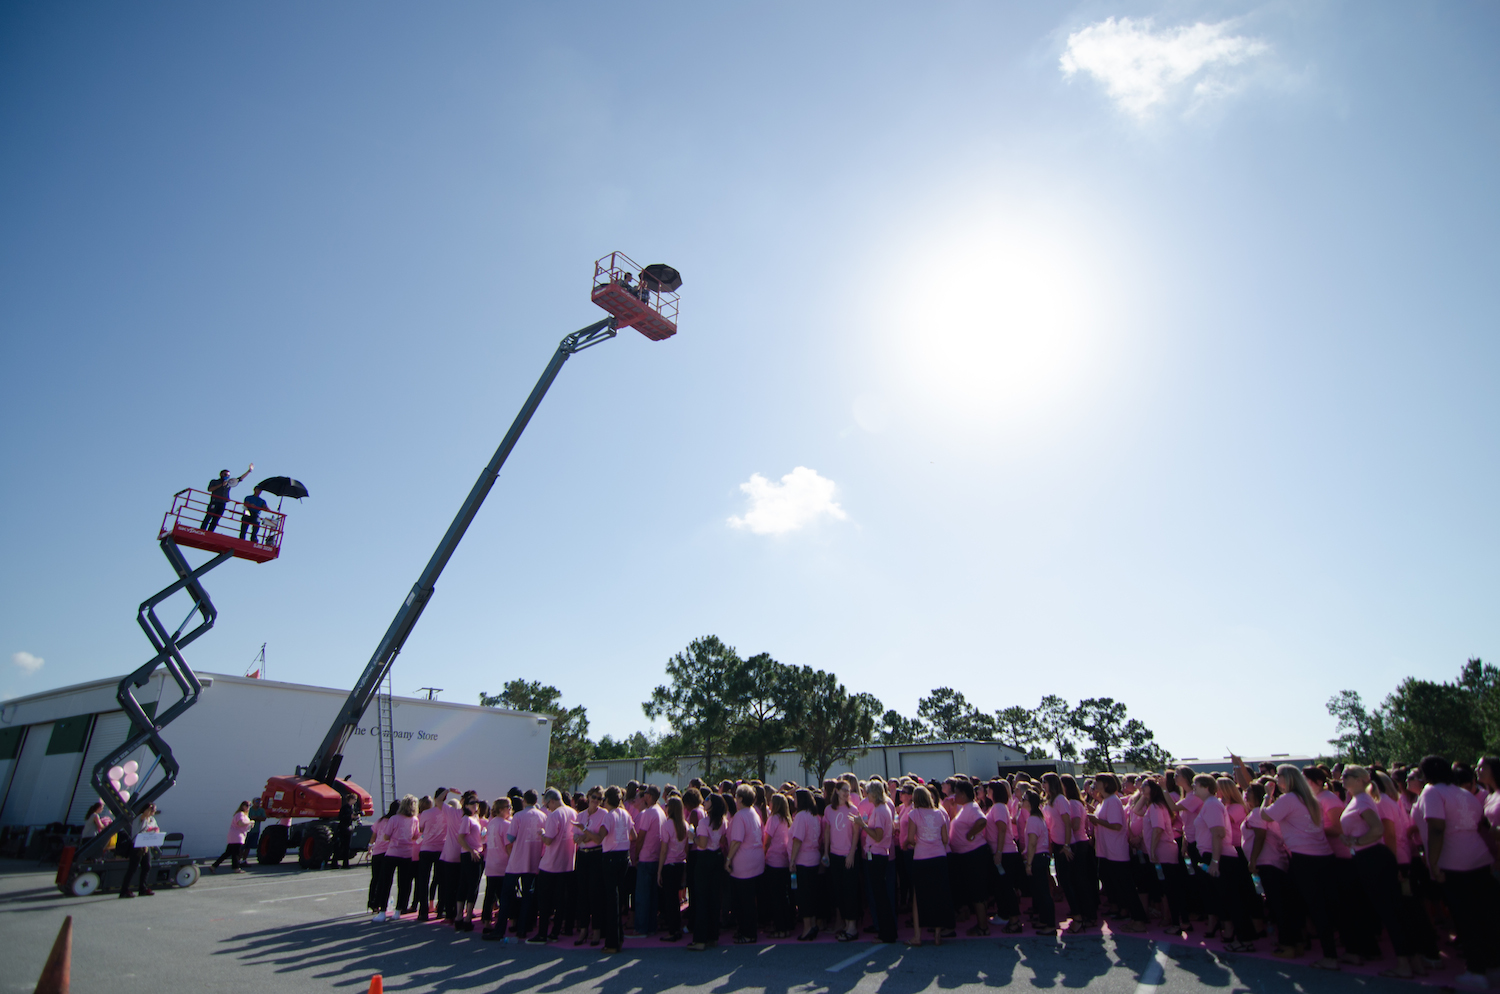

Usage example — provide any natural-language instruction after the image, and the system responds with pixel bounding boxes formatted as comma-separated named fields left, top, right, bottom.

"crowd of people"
left=347, top=753, right=1500, bottom=986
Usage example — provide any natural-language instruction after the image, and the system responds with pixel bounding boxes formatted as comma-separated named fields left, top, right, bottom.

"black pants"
left=366, top=853, right=385, bottom=910
left=1351, top=846, right=1408, bottom=956
left=828, top=855, right=859, bottom=926
left=1397, top=863, right=1439, bottom=958
left=213, top=842, right=244, bottom=870
left=414, top=851, right=439, bottom=917
left=483, top=873, right=511, bottom=926
left=1069, top=841, right=1099, bottom=922
left=1027, top=852, right=1055, bottom=927
left=1052, top=843, right=1077, bottom=915
left=1159, top=861, right=1189, bottom=928
left=865, top=855, right=898, bottom=941
left=1442, top=866, right=1500, bottom=972
left=240, top=513, right=260, bottom=542
left=1288, top=852, right=1339, bottom=960
left=895, top=848, right=913, bottom=912
left=124, top=846, right=152, bottom=893
left=372, top=854, right=398, bottom=911
left=1211, top=853, right=1256, bottom=939
left=598, top=852, right=627, bottom=948
left=574, top=849, right=602, bottom=935
left=693, top=850, right=723, bottom=944
left=505, top=872, right=537, bottom=937
left=459, top=853, right=482, bottom=906
left=732, top=874, right=759, bottom=940
left=1334, top=854, right=1377, bottom=958
left=436, top=859, right=459, bottom=920
left=537, top=870, right=572, bottom=937
left=1259, top=864, right=1300, bottom=947
left=202, top=498, right=226, bottom=531
left=792, top=864, right=819, bottom=920
left=394, top=858, right=415, bottom=913
left=660, top=862, right=687, bottom=934
left=993, top=852, right=1024, bottom=918
left=1098, top=857, right=1145, bottom=922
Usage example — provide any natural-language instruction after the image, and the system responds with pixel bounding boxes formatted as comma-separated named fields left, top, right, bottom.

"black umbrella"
left=255, top=477, right=309, bottom=511
left=639, top=263, right=682, bottom=293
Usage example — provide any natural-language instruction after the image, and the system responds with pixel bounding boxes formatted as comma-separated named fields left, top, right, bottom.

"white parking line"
left=1134, top=942, right=1173, bottom=993
left=827, top=947, right=879, bottom=973
left=259, top=887, right=367, bottom=903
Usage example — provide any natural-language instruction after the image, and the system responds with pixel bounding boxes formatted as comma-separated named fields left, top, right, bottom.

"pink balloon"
left=123, top=760, right=139, bottom=774
left=108, top=766, right=124, bottom=781
left=119, top=790, right=131, bottom=801
left=123, top=772, right=139, bottom=787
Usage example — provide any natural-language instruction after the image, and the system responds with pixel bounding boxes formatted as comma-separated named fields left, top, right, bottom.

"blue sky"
left=3, top=2, right=1497, bottom=764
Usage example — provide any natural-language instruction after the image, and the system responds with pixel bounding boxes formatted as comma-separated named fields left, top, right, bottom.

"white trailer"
left=0, top=671, right=549, bottom=862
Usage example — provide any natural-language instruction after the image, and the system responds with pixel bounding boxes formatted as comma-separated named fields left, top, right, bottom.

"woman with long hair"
left=1060, top=774, right=1098, bottom=932
left=480, top=797, right=513, bottom=939
left=213, top=801, right=255, bottom=875
left=1021, top=789, right=1056, bottom=935
left=1339, top=766, right=1413, bottom=977
left=855, top=780, right=898, bottom=943
left=1040, top=774, right=1077, bottom=923
left=904, top=785, right=953, bottom=947
left=823, top=779, right=860, bottom=941
left=1192, top=775, right=1253, bottom=950
left=947, top=780, right=991, bottom=936
left=726, top=784, right=765, bottom=944
left=571, top=786, right=605, bottom=946
left=592, top=785, right=634, bottom=954
left=1091, top=774, right=1147, bottom=933
left=1244, top=779, right=1300, bottom=957
left=1261, top=764, right=1339, bottom=970
left=762, top=792, right=795, bottom=938
left=1143, top=779, right=1188, bottom=933
left=453, top=798, right=484, bottom=931
left=687, top=791, right=728, bottom=951
left=658, top=795, right=691, bottom=941
left=363, top=800, right=397, bottom=915
left=987, top=780, right=1024, bottom=933
left=1414, top=755, right=1500, bottom=986
left=789, top=788, right=823, bottom=941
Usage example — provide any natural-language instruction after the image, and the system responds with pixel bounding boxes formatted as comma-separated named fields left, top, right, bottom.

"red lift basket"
left=591, top=252, right=680, bottom=341
left=159, top=489, right=285, bottom=563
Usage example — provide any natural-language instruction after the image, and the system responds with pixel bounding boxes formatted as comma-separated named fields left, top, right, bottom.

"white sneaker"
left=1454, top=974, right=1487, bottom=991
left=371, top=912, right=387, bottom=923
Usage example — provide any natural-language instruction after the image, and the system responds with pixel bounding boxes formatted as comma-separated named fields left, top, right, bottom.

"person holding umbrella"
left=202, top=464, right=253, bottom=532
left=240, top=486, right=269, bottom=543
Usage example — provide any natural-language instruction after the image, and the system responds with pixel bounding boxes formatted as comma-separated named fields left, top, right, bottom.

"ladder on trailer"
left=375, top=672, right=396, bottom=813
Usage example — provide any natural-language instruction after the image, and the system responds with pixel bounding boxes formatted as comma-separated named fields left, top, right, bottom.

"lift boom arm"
left=302, top=317, right=617, bottom=783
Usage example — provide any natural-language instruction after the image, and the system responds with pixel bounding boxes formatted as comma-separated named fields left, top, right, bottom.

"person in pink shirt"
left=1021, top=789, right=1057, bottom=935
left=437, top=796, right=468, bottom=924
left=1059, top=775, right=1098, bottom=932
left=1090, top=774, right=1146, bottom=932
left=687, top=792, right=729, bottom=950
left=630, top=785, right=664, bottom=937
left=985, top=780, right=1023, bottom=933
left=1039, top=774, right=1078, bottom=925
left=894, top=782, right=916, bottom=915
left=789, top=788, right=822, bottom=942
left=823, top=780, right=860, bottom=941
left=588, top=786, right=634, bottom=954
left=1339, top=767, right=1413, bottom=975
left=1244, top=780, right=1298, bottom=958
left=383, top=795, right=421, bottom=918
left=904, top=785, right=952, bottom=946
left=504, top=790, right=545, bottom=941
left=414, top=791, right=447, bottom=922
left=1415, top=756, right=1500, bottom=983
left=530, top=788, right=578, bottom=943
left=947, top=780, right=991, bottom=936
left=363, top=800, right=397, bottom=917
left=1262, top=765, right=1339, bottom=970
left=657, top=795, right=692, bottom=941
left=761, top=792, right=794, bottom=938
left=854, top=780, right=898, bottom=944
left=480, top=797, right=513, bottom=939
left=453, top=798, right=484, bottom=931
left=569, top=787, right=606, bottom=947
left=212, top=800, right=254, bottom=874
left=1192, top=775, right=1252, bottom=949
left=1478, top=757, right=1500, bottom=856
left=1142, top=779, right=1188, bottom=933
left=726, top=784, right=765, bottom=944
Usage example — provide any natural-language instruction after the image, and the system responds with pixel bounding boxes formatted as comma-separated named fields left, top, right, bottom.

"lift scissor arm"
left=302, top=316, right=618, bottom=786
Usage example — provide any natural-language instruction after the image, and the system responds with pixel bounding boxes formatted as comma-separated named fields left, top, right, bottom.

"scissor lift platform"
left=159, top=489, right=285, bottom=563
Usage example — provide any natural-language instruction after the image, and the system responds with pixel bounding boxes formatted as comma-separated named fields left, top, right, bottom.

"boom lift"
left=256, top=254, right=681, bottom=867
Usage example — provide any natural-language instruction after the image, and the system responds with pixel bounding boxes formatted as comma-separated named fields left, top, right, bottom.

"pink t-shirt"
left=386, top=813, right=419, bottom=860
left=1044, top=800, right=1070, bottom=846
left=1147, top=805, right=1179, bottom=864
left=539, top=805, right=577, bottom=873
left=909, top=807, right=949, bottom=860
left=440, top=805, right=466, bottom=862
left=418, top=805, right=448, bottom=853
left=949, top=802, right=986, bottom=855
left=1318, top=790, right=1351, bottom=859
left=896, top=805, right=912, bottom=850
left=369, top=818, right=390, bottom=856
left=576, top=808, right=606, bottom=850
left=1177, top=793, right=1203, bottom=842
left=1266, top=794, right=1333, bottom=856
left=695, top=815, right=726, bottom=852
left=227, top=811, right=252, bottom=845
left=1195, top=796, right=1231, bottom=857
left=864, top=801, right=895, bottom=857
left=1126, top=805, right=1145, bottom=851
left=1378, top=795, right=1411, bottom=864
left=1024, top=814, right=1050, bottom=859
left=762, top=816, right=791, bottom=867
left=1069, top=799, right=1090, bottom=844
left=1341, top=792, right=1382, bottom=853
left=1418, top=784, right=1493, bottom=872
left=1243, top=807, right=1288, bottom=871
left=505, top=806, right=545, bottom=874
left=457, top=815, right=483, bottom=856
left=790, top=810, right=821, bottom=867
left=635, top=804, right=664, bottom=863
left=660, top=818, right=690, bottom=864
left=825, top=805, right=857, bottom=857
left=601, top=807, right=633, bottom=853
left=728, top=806, right=765, bottom=878
left=986, top=801, right=1015, bottom=854
left=1093, top=795, right=1129, bottom=862
left=484, top=815, right=511, bottom=875
left=1484, top=791, right=1500, bottom=837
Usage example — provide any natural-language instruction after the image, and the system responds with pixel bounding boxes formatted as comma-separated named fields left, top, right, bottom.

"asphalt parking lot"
left=1, top=858, right=1424, bottom=994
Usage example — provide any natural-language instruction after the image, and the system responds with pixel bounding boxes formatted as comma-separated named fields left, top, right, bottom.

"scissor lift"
left=58, top=495, right=287, bottom=896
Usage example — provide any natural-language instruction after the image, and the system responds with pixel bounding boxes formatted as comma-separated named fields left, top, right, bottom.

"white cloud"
left=12, top=651, right=44, bottom=674
left=1060, top=17, right=1269, bottom=118
left=728, top=467, right=848, bottom=536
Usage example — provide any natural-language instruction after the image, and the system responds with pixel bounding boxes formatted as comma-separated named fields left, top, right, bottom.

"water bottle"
left=1154, top=863, right=1165, bottom=881
left=996, top=861, right=1005, bottom=877
left=1185, top=858, right=1196, bottom=876
left=790, top=869, right=798, bottom=891
left=1252, top=873, right=1264, bottom=897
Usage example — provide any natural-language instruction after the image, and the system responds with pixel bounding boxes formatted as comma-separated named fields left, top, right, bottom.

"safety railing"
left=592, top=251, right=680, bottom=327
left=159, top=489, right=285, bottom=561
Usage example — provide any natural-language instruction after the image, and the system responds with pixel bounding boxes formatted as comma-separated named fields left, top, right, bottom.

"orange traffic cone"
left=368, top=975, right=382, bottom=994
left=34, top=915, right=72, bottom=994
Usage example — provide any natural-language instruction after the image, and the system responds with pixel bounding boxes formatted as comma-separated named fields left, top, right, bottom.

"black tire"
left=299, top=823, right=333, bottom=870
left=258, top=825, right=288, bottom=865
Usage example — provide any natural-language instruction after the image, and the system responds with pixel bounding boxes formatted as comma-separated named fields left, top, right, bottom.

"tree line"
left=1326, top=657, right=1498, bottom=765
left=479, top=634, right=1173, bottom=787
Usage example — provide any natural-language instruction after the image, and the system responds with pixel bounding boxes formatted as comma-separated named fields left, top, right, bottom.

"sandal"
left=1225, top=941, right=1255, bottom=953
left=1034, top=926, right=1056, bottom=936
left=734, top=935, right=756, bottom=944
left=1000, top=921, right=1025, bottom=934
left=836, top=931, right=857, bottom=942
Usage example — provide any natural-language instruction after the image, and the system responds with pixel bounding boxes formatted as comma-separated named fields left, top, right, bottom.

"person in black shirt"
left=202, top=464, right=253, bottom=532
left=240, top=486, right=269, bottom=542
